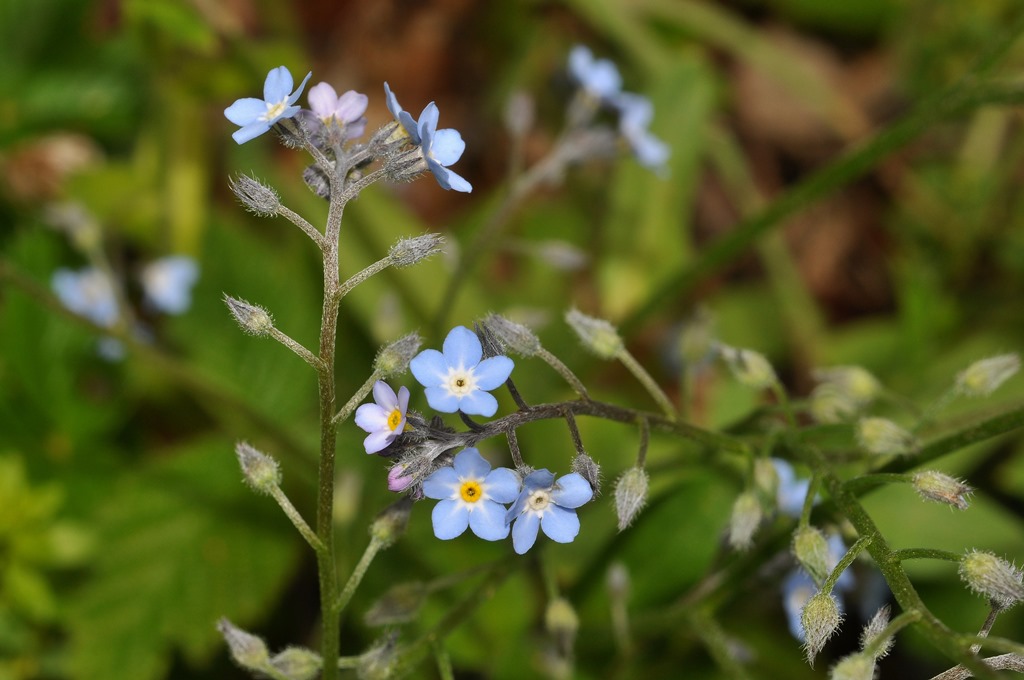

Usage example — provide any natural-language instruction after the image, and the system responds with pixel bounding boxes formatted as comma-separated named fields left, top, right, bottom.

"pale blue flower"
left=140, top=256, right=199, bottom=315
left=303, top=82, right=368, bottom=140
left=225, top=66, right=312, bottom=144
left=423, top=448, right=520, bottom=541
left=505, top=470, right=593, bottom=554
left=410, top=326, right=513, bottom=417
left=383, top=82, right=423, bottom=144
left=612, top=93, right=669, bottom=172
left=52, top=267, right=119, bottom=327
left=568, top=45, right=622, bottom=100
left=417, top=103, right=472, bottom=193
left=773, top=459, right=812, bottom=518
left=354, top=381, right=410, bottom=454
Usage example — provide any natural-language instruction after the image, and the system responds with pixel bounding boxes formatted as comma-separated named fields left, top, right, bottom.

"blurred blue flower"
left=505, top=469, right=593, bottom=554
left=140, top=256, right=199, bottom=315
left=773, top=459, right=812, bottom=518
left=354, top=381, right=410, bottom=454
left=410, top=326, right=513, bottom=417
left=568, top=45, right=622, bottom=100
left=417, top=103, right=472, bottom=193
left=383, top=82, right=424, bottom=144
left=224, top=66, right=312, bottom=144
left=52, top=267, right=119, bottom=328
left=423, top=448, right=520, bottom=541
left=612, top=93, right=670, bottom=172
left=304, top=82, right=368, bottom=140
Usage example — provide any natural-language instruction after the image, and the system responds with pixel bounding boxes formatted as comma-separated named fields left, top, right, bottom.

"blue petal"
left=432, top=499, right=470, bottom=539
left=372, top=381, right=398, bottom=410
left=362, top=429, right=394, bottom=454
left=263, top=66, right=294, bottom=103
left=442, top=326, right=482, bottom=369
left=224, top=98, right=267, bottom=125
left=442, top=168, right=472, bottom=193
left=424, top=386, right=460, bottom=413
left=523, top=469, right=556, bottom=492
left=422, top=467, right=459, bottom=500
left=399, top=111, right=420, bottom=143
left=418, top=102, right=439, bottom=140
left=429, top=128, right=465, bottom=167
left=287, top=71, right=313, bottom=106
left=384, top=82, right=401, bottom=119
left=426, top=159, right=452, bottom=190
left=232, top=122, right=272, bottom=144
left=469, top=500, right=510, bottom=541
left=505, top=490, right=529, bottom=525
left=551, top=473, right=593, bottom=508
left=782, top=570, right=814, bottom=641
left=540, top=505, right=580, bottom=543
left=410, top=349, right=449, bottom=387
left=397, top=386, right=410, bottom=413
left=472, top=356, right=514, bottom=390
left=354, top=403, right=388, bottom=433
left=484, top=468, right=521, bottom=504
left=457, top=390, right=498, bottom=417
left=452, top=448, right=490, bottom=478
left=512, top=513, right=540, bottom=554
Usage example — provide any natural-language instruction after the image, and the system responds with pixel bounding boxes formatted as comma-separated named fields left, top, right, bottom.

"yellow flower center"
left=459, top=480, right=483, bottom=503
left=387, top=408, right=403, bottom=432
left=261, top=98, right=288, bottom=122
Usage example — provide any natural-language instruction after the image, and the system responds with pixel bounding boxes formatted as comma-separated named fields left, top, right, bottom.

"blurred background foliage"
left=2, top=0, right=1024, bottom=678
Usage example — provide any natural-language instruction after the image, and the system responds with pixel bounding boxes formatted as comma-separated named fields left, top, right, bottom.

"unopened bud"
left=374, top=332, right=422, bottom=376
left=504, top=90, right=535, bottom=138
left=613, top=467, right=649, bottom=531
left=801, top=591, right=842, bottom=667
left=752, top=457, right=779, bottom=503
left=960, top=550, right=1024, bottom=609
left=813, top=366, right=882, bottom=405
left=385, top=147, right=428, bottom=184
left=571, top=453, right=601, bottom=496
left=370, top=497, right=412, bottom=548
left=856, top=418, right=917, bottom=456
left=229, top=174, right=281, bottom=217
left=545, top=597, right=579, bottom=655
left=483, top=313, right=542, bottom=356
left=829, top=653, right=875, bottom=680
left=303, top=163, right=332, bottom=200
left=217, top=618, right=271, bottom=672
left=912, top=470, right=972, bottom=510
left=677, top=308, right=716, bottom=368
left=388, top=233, right=444, bottom=268
left=223, top=294, right=275, bottom=336
left=534, top=240, right=588, bottom=272
left=565, top=308, right=623, bottom=359
left=793, top=526, right=831, bottom=584
left=356, top=633, right=399, bottom=680
left=860, top=605, right=893, bottom=659
left=809, top=384, right=859, bottom=424
left=271, top=647, right=322, bottom=680
left=956, top=353, right=1020, bottom=397
left=235, top=441, right=281, bottom=494
left=364, top=581, right=427, bottom=626
left=606, top=562, right=630, bottom=598
left=728, top=491, right=763, bottom=551
left=386, top=463, right=415, bottom=492
left=720, top=346, right=778, bottom=390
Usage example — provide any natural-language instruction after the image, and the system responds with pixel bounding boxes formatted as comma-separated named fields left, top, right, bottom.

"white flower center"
left=261, top=98, right=289, bottom=122
left=527, top=489, right=551, bottom=513
left=445, top=367, right=477, bottom=397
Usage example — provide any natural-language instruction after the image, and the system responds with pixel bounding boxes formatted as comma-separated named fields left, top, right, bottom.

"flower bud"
left=271, top=647, right=323, bottom=680
left=388, top=233, right=444, bottom=268
left=217, top=618, right=271, bottom=672
left=613, top=467, right=649, bottom=531
left=503, top=90, right=535, bottom=138
left=373, top=332, right=422, bottom=376
left=386, top=463, right=415, bottom=492
left=813, top=366, right=882, bottom=405
left=356, top=633, right=400, bottom=680
left=859, top=605, right=893, bottom=659
left=229, top=174, right=281, bottom=217
left=728, top=491, right=763, bottom=551
left=235, top=441, right=281, bottom=494
left=808, top=384, right=859, bottom=424
left=571, top=453, right=601, bottom=497
left=856, top=417, right=917, bottom=456
left=364, top=581, right=427, bottom=626
left=793, top=526, right=831, bottom=584
left=223, top=294, right=275, bottom=336
left=534, top=240, right=588, bottom=272
left=370, top=497, right=412, bottom=548
left=956, top=353, right=1020, bottom=397
left=677, top=308, right=716, bottom=368
left=606, top=562, right=630, bottom=599
left=482, top=313, right=542, bottom=357
left=384, top=147, right=428, bottom=184
left=545, top=597, right=579, bottom=656
left=801, top=591, right=842, bottom=666
left=565, top=308, right=623, bottom=360
left=959, top=550, right=1024, bottom=609
left=752, top=457, right=779, bottom=503
left=912, top=470, right=972, bottom=510
left=720, top=346, right=778, bottom=390
left=303, top=163, right=331, bottom=200
left=829, top=653, right=874, bottom=680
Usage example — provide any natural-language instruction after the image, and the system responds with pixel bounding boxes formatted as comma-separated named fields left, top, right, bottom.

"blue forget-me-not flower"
left=52, top=267, right=119, bottom=328
left=224, top=66, right=312, bottom=144
left=773, top=459, right=812, bottom=518
left=140, top=256, right=199, bottom=315
left=383, top=82, right=423, bottom=144
left=612, top=93, right=670, bottom=172
left=568, top=45, right=622, bottom=100
left=417, top=103, right=472, bottom=193
left=423, top=448, right=521, bottom=541
left=355, top=381, right=410, bottom=454
left=304, top=82, right=368, bottom=141
left=505, top=469, right=593, bottom=554
left=410, top=326, right=513, bottom=417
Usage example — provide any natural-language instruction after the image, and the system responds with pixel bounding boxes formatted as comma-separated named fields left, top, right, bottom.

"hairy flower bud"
left=677, top=308, right=716, bottom=368
left=752, top=457, right=779, bottom=503
left=545, top=597, right=579, bottom=656
left=370, top=497, right=412, bottom=548
left=856, top=417, right=917, bottom=456
left=388, top=233, right=444, bottom=268
left=860, top=605, right=893, bottom=659
left=223, top=294, right=275, bottom=336
left=912, top=470, right=972, bottom=510
left=217, top=618, right=271, bottom=672
left=720, top=346, right=778, bottom=390
left=960, top=550, right=1024, bottom=609
left=374, top=332, right=422, bottom=376
left=606, top=562, right=630, bottom=598
left=728, top=491, right=763, bottom=551
left=793, top=526, right=831, bottom=584
left=956, top=353, right=1020, bottom=397
left=483, top=313, right=542, bottom=357
left=229, top=174, right=281, bottom=217
left=571, top=453, right=601, bottom=497
left=364, top=581, right=427, bottom=626
left=303, top=163, right=331, bottom=200
left=504, top=90, right=535, bottom=138
left=356, top=633, right=399, bottom=680
left=235, top=441, right=281, bottom=494
left=809, top=384, right=859, bottom=424
left=813, top=366, right=882, bottom=405
left=801, top=591, right=842, bottom=667
left=565, top=308, right=623, bottom=359
left=829, top=653, right=875, bottom=680
left=271, top=647, right=322, bottom=680
left=613, top=466, right=648, bottom=530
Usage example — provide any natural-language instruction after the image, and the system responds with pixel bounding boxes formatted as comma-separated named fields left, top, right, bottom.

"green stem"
left=843, top=473, right=912, bottom=494
left=331, top=536, right=385, bottom=615
left=268, top=485, right=326, bottom=554
left=618, top=349, right=677, bottom=419
left=895, top=548, right=963, bottom=563
left=537, top=347, right=591, bottom=400
left=333, top=370, right=383, bottom=424
left=687, top=610, right=752, bottom=680
left=863, top=610, right=921, bottom=658
left=823, top=535, right=871, bottom=592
